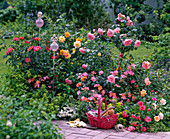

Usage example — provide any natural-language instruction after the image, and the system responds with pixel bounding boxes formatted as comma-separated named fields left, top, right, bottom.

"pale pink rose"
left=101, top=90, right=106, bottom=95
left=142, top=61, right=151, bottom=70
left=91, top=71, right=96, bottom=74
left=94, top=84, right=100, bottom=87
left=77, top=90, right=81, bottom=95
left=99, top=71, right=104, bottom=75
left=82, top=64, right=88, bottom=69
left=124, top=71, right=129, bottom=76
left=145, top=78, right=151, bottom=86
left=126, top=20, right=133, bottom=27
left=79, top=48, right=86, bottom=53
left=93, top=93, right=98, bottom=98
left=89, top=96, right=94, bottom=100
left=98, top=28, right=103, bottom=36
left=91, top=77, right=96, bottom=82
left=118, top=13, right=125, bottom=21
left=127, top=16, right=130, bottom=21
left=128, top=70, right=135, bottom=76
left=110, top=71, right=118, bottom=76
left=113, top=27, right=121, bottom=33
left=107, top=29, right=114, bottom=38
left=159, top=112, right=164, bottom=120
left=160, top=98, right=166, bottom=105
left=93, top=29, right=96, bottom=32
left=65, top=78, right=72, bottom=85
left=87, top=33, right=95, bottom=40
left=135, top=40, right=141, bottom=47
left=108, top=75, right=115, bottom=83
left=123, top=39, right=132, bottom=46
left=84, top=87, right=89, bottom=90
left=121, top=75, right=126, bottom=78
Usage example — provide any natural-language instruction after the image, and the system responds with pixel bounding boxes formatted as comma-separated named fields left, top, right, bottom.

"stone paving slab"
left=53, top=120, right=170, bottom=139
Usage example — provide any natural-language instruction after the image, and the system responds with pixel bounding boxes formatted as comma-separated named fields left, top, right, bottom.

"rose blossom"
left=147, top=108, right=151, bottom=111
left=140, top=89, right=147, bottom=97
left=12, top=37, right=19, bottom=41
left=142, top=61, right=151, bottom=69
left=135, top=40, right=141, bottom=47
left=160, top=98, right=166, bottom=105
left=87, top=33, right=95, bottom=40
left=25, top=57, right=32, bottom=63
left=154, top=116, right=160, bottom=122
left=119, top=53, right=123, bottom=58
left=107, top=75, right=115, bottom=83
left=98, top=28, right=103, bottom=36
left=99, top=71, right=104, bottom=75
left=136, top=116, right=141, bottom=120
left=114, top=27, right=121, bottom=33
left=145, top=116, right=151, bottom=123
left=159, top=112, right=164, bottom=120
left=130, top=79, right=135, bottom=84
left=145, top=78, right=151, bottom=86
left=152, top=103, right=157, bottom=110
left=82, top=64, right=88, bottom=69
left=132, top=115, right=136, bottom=118
left=138, top=101, right=143, bottom=106
left=141, top=127, right=147, bottom=132
left=34, top=46, right=41, bottom=51
left=107, top=29, right=114, bottom=38
left=79, top=48, right=86, bottom=53
left=122, top=111, right=128, bottom=118
left=126, top=20, right=133, bottom=27
left=151, top=97, right=157, bottom=101
left=123, top=39, right=132, bottom=46
left=128, top=126, right=135, bottom=132
left=77, top=90, right=81, bottom=95
left=140, top=105, right=145, bottom=111
left=65, top=78, right=72, bottom=85
left=91, top=77, right=96, bottom=82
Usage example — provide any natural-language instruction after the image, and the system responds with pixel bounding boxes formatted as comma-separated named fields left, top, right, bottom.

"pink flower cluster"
left=6, top=48, right=14, bottom=55
left=122, top=111, right=128, bottom=118
left=87, top=33, right=95, bottom=40
left=65, top=78, right=72, bottom=85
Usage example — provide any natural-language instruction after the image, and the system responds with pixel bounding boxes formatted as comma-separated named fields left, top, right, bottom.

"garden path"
left=53, top=120, right=170, bottom=139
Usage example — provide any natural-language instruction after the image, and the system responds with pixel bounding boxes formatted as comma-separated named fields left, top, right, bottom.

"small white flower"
left=6, top=120, right=12, bottom=127
left=6, top=135, right=10, bottom=139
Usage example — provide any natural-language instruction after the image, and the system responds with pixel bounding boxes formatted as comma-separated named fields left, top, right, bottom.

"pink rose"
left=25, top=57, right=32, bottom=63
left=113, top=27, right=121, bottom=33
left=123, top=39, right=132, bottom=46
left=136, top=116, right=141, bottom=120
left=130, top=79, right=135, bottom=84
left=107, top=75, right=115, bottom=83
left=122, top=111, right=128, bottom=118
left=82, top=64, right=88, bottom=69
left=117, top=13, right=125, bottom=21
left=99, top=71, right=104, bottom=75
left=145, top=116, right=151, bottom=123
left=138, top=101, right=143, bottom=106
left=145, top=77, right=151, bottom=86
left=77, top=90, right=81, bottom=95
left=126, top=20, right=133, bottom=27
left=140, top=105, right=145, bottom=111
left=147, top=108, right=151, bottom=111
left=65, top=78, right=72, bottom=85
left=91, top=77, right=96, bottom=82
left=160, top=98, right=166, bottom=105
left=135, top=40, right=141, bottom=47
left=128, top=126, right=135, bottom=132
left=107, top=29, right=114, bottom=38
left=82, top=72, right=88, bottom=77
left=132, top=115, right=136, bottom=118
left=119, top=53, right=123, bottom=58
left=141, top=127, right=147, bottom=132
left=79, top=48, right=86, bottom=53
left=151, top=97, right=157, bottom=101
left=87, top=33, right=95, bottom=40
left=34, top=46, right=41, bottom=51
left=12, top=38, right=19, bottom=41
left=142, top=61, right=151, bottom=69
left=98, top=28, right=103, bottom=36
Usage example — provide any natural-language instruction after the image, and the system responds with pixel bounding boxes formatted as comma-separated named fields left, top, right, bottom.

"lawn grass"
left=0, top=38, right=12, bottom=76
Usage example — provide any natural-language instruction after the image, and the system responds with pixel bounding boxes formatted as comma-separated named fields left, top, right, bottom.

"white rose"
left=6, top=120, right=12, bottom=127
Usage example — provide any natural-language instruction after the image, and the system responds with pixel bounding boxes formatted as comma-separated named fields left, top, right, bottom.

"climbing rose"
left=160, top=98, right=166, bottom=105
left=140, top=105, right=145, bottom=111
left=141, top=127, right=147, bottom=132
left=65, top=78, right=72, bottom=85
left=142, top=61, right=151, bottom=69
left=128, top=126, right=135, bottom=132
left=87, top=33, right=95, bottom=40
left=123, top=39, right=132, bottom=46
left=138, top=101, right=143, bottom=106
left=34, top=46, right=41, bottom=51
left=91, top=77, right=96, bottom=82
left=99, top=71, right=104, bottom=75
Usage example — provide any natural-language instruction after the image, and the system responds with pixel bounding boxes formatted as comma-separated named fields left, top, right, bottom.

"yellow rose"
left=59, top=36, right=66, bottom=43
left=74, top=41, right=81, bottom=48
left=140, top=89, right=147, bottom=97
left=98, top=52, right=101, bottom=56
left=76, top=37, right=82, bottom=42
left=65, top=32, right=70, bottom=38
